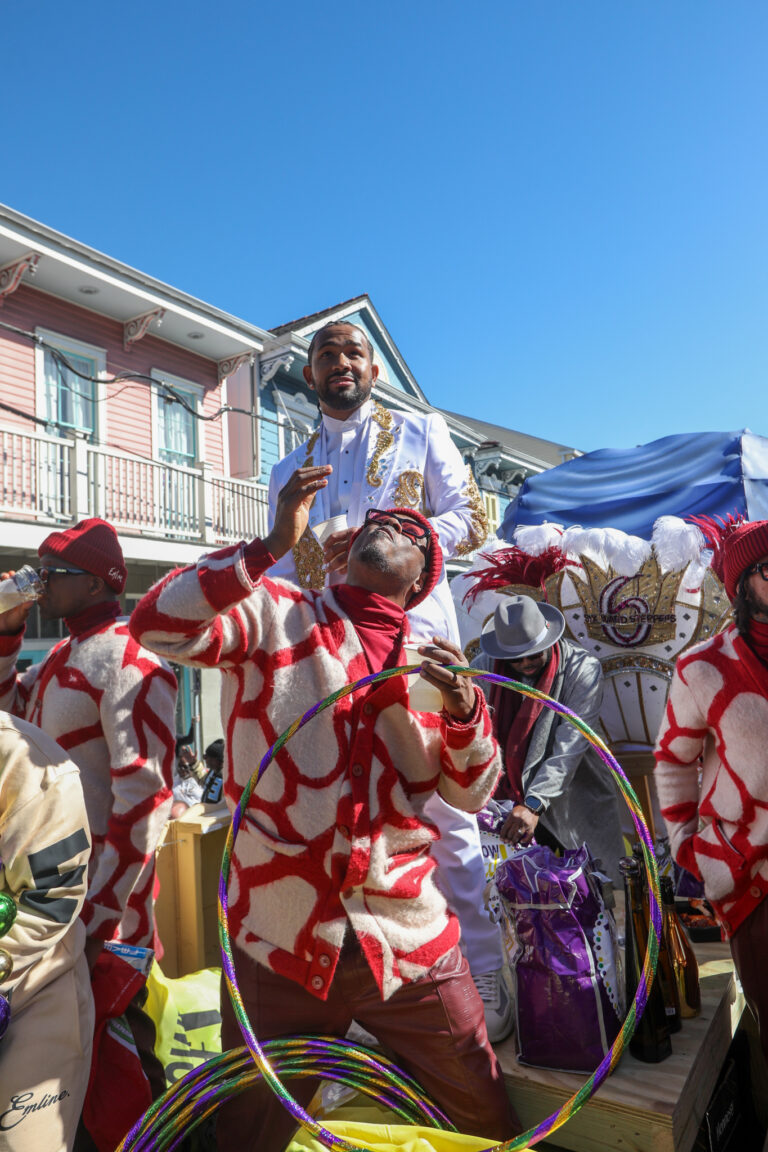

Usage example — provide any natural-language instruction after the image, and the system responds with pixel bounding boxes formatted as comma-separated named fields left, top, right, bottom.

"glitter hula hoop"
left=118, top=664, right=663, bottom=1152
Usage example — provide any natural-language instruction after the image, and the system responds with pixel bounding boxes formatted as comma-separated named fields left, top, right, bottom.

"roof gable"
left=271, top=295, right=427, bottom=404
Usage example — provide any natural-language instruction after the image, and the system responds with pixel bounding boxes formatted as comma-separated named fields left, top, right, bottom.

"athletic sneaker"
left=473, top=968, right=514, bottom=1044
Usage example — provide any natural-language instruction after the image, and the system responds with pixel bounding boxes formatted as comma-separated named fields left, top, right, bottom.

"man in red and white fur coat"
left=130, top=465, right=517, bottom=1151
left=0, top=518, right=176, bottom=1141
left=655, top=518, right=768, bottom=1062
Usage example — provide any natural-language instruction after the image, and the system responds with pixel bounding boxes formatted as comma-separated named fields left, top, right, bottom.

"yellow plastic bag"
left=289, top=1103, right=532, bottom=1152
left=144, top=962, right=222, bottom=1085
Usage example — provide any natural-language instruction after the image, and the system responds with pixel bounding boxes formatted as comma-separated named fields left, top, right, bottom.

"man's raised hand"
left=263, top=466, right=332, bottom=560
left=413, top=636, right=476, bottom=721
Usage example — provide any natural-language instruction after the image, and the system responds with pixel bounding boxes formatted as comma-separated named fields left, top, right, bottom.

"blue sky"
left=3, top=1, right=766, bottom=453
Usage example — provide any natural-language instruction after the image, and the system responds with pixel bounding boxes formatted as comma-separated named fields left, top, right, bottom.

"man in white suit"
left=266, top=321, right=513, bottom=1041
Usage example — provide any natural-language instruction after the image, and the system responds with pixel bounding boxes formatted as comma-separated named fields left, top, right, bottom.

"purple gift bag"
left=496, top=843, right=623, bottom=1072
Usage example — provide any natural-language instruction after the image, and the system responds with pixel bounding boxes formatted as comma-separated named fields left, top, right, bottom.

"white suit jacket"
left=267, top=400, right=488, bottom=644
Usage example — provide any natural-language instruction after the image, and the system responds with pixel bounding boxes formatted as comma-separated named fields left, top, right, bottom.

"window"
left=35, top=329, right=106, bottom=441
left=274, top=388, right=317, bottom=456
left=483, top=491, right=500, bottom=536
left=152, top=372, right=202, bottom=468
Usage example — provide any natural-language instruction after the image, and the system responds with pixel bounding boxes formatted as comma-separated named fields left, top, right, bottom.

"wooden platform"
left=497, top=942, right=744, bottom=1152
left=155, top=805, right=231, bottom=978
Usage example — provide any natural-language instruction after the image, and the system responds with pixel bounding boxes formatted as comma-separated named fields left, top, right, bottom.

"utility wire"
left=0, top=320, right=318, bottom=522
left=0, top=317, right=316, bottom=438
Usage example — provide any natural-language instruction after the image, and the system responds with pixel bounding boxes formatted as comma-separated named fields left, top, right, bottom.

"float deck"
left=497, top=941, right=743, bottom=1152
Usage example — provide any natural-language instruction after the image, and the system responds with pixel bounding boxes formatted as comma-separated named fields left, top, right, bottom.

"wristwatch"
left=522, top=795, right=545, bottom=816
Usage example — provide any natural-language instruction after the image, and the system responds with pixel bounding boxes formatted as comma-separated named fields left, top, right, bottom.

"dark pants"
left=217, top=940, right=518, bottom=1152
left=730, top=894, right=768, bottom=1064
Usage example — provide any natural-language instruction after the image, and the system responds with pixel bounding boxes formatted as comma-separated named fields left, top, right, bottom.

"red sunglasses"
left=363, top=509, right=431, bottom=545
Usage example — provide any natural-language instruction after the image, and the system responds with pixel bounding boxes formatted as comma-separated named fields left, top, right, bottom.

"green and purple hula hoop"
left=118, top=664, right=664, bottom=1152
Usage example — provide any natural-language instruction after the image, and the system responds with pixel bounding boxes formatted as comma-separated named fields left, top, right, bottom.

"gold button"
left=311, top=975, right=324, bottom=990
left=351, top=764, right=363, bottom=777
left=751, top=885, right=762, bottom=899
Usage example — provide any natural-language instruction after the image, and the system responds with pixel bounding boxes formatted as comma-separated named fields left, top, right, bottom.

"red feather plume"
left=462, top=545, right=571, bottom=606
left=687, top=513, right=745, bottom=584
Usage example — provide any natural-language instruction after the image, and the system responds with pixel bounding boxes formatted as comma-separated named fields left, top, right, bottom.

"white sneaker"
left=473, top=969, right=514, bottom=1044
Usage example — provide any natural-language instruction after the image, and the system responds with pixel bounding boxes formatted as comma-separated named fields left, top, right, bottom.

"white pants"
left=424, top=793, right=504, bottom=975
left=0, top=954, right=94, bottom=1152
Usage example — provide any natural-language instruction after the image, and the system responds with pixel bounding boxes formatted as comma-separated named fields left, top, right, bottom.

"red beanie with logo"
left=39, top=519, right=127, bottom=593
left=351, top=508, right=442, bottom=609
left=722, top=520, right=768, bottom=600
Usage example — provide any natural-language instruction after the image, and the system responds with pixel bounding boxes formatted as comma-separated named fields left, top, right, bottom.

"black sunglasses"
left=749, top=562, right=768, bottom=582
left=37, top=565, right=89, bottom=581
left=364, top=509, right=430, bottom=545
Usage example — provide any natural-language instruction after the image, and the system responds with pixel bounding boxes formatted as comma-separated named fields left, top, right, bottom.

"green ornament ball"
left=0, top=893, right=16, bottom=937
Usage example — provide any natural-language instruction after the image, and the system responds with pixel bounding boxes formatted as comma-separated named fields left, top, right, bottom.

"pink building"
left=0, top=205, right=274, bottom=742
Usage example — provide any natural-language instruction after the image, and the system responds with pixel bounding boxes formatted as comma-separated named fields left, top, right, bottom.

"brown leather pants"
left=217, top=939, right=518, bottom=1152
left=730, top=894, right=768, bottom=1064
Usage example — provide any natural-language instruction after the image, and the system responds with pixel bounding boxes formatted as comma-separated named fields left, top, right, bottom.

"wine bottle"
left=660, top=875, right=701, bottom=1018
left=619, top=856, right=672, bottom=1062
left=631, top=844, right=681, bottom=1032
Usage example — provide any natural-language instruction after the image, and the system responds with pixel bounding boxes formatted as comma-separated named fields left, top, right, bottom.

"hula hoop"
left=118, top=664, right=663, bottom=1152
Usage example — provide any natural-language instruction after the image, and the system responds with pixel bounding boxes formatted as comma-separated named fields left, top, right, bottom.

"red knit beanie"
left=351, top=508, right=442, bottom=609
left=39, top=518, right=127, bottom=593
left=723, top=520, right=768, bottom=600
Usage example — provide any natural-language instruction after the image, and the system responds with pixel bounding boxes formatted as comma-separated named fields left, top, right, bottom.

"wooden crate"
left=497, top=943, right=745, bottom=1152
left=154, top=805, right=231, bottom=978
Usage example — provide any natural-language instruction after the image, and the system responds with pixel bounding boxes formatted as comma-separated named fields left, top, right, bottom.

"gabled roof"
left=270, top=295, right=369, bottom=336
left=271, top=295, right=428, bottom=405
left=442, top=410, right=579, bottom=469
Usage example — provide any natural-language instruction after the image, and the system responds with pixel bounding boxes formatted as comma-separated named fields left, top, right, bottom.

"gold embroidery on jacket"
left=393, top=470, right=424, bottom=509
left=455, top=468, right=489, bottom=556
left=290, top=427, right=324, bottom=587
left=366, top=403, right=394, bottom=488
left=292, top=529, right=326, bottom=590
left=302, top=427, right=321, bottom=467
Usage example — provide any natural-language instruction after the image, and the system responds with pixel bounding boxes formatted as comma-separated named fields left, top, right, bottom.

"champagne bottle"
left=632, top=844, right=681, bottom=1032
left=619, top=856, right=672, bottom=1062
left=660, top=875, right=701, bottom=1018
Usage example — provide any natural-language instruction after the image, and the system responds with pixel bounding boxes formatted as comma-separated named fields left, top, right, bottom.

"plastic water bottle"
left=0, top=566, right=45, bottom=613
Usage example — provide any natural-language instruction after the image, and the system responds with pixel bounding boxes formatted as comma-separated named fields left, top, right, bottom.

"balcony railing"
left=0, top=423, right=269, bottom=547
left=0, top=426, right=72, bottom=523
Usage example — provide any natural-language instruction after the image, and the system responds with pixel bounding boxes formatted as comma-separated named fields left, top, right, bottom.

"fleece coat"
left=129, top=541, right=501, bottom=1001
left=654, top=623, right=768, bottom=936
left=0, top=605, right=176, bottom=947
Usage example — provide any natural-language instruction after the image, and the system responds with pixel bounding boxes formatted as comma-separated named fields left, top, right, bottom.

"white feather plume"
left=602, top=529, right=652, bottom=576
left=651, top=516, right=706, bottom=573
left=512, top=523, right=565, bottom=555
left=560, top=525, right=608, bottom=567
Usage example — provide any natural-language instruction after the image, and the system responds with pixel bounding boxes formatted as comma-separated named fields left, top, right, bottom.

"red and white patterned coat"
left=654, top=624, right=768, bottom=936
left=130, top=542, right=501, bottom=1001
left=0, top=607, right=175, bottom=947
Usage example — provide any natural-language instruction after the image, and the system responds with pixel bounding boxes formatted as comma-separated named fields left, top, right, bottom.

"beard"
left=745, top=580, right=768, bottom=620
left=356, top=532, right=394, bottom=574
left=316, top=375, right=373, bottom=413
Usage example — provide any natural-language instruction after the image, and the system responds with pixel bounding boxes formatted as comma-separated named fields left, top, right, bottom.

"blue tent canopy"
left=499, top=430, right=768, bottom=540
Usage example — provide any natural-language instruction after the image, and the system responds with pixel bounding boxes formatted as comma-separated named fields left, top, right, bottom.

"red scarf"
left=65, top=599, right=122, bottom=638
left=333, top=585, right=406, bottom=672
left=746, top=617, right=768, bottom=669
left=489, top=644, right=560, bottom=803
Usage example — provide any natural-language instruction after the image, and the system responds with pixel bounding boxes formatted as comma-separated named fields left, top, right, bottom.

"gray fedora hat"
left=480, top=595, right=565, bottom=660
